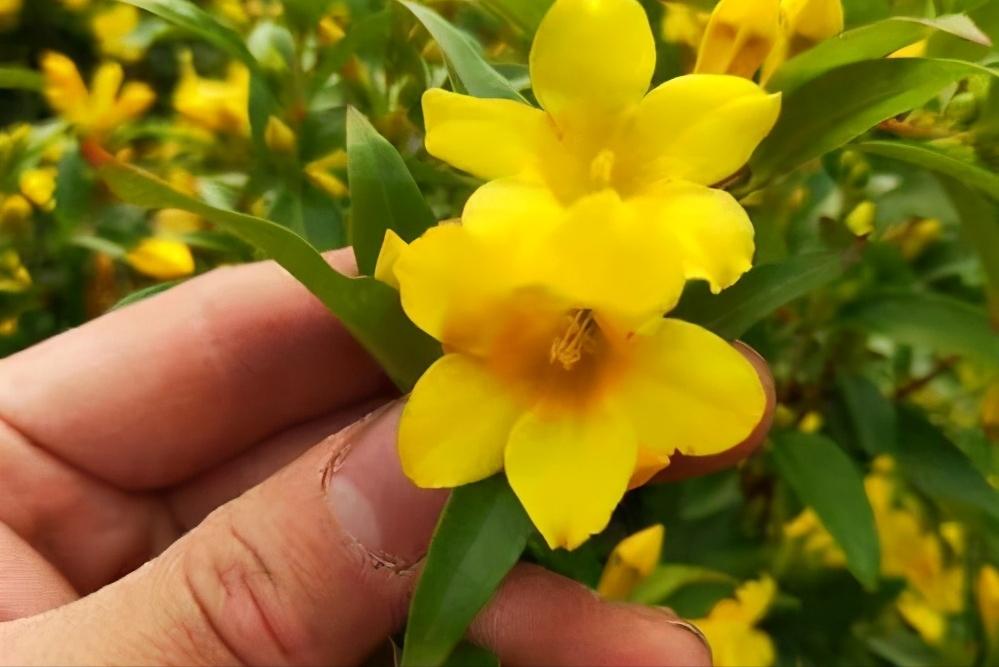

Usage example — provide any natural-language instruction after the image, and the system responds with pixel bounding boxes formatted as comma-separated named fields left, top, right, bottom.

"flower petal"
left=505, top=404, right=637, bottom=550
left=395, top=222, right=510, bottom=353
left=530, top=0, right=654, bottom=130
left=622, top=74, right=781, bottom=187
left=621, top=319, right=766, bottom=457
left=422, top=88, right=557, bottom=180
left=399, top=354, right=521, bottom=488
left=535, top=190, right=685, bottom=320
left=638, top=181, right=755, bottom=293
left=694, top=0, right=780, bottom=78
left=461, top=178, right=564, bottom=242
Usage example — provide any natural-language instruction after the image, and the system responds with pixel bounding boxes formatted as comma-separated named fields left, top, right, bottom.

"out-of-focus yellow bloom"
left=693, top=577, right=777, bottom=667
left=305, top=149, right=348, bottom=198
left=423, top=0, right=780, bottom=294
left=264, top=116, right=297, bottom=154
left=845, top=201, right=876, bottom=237
left=784, top=508, right=847, bottom=567
left=761, top=0, right=844, bottom=81
left=695, top=0, right=781, bottom=79
left=318, top=15, right=346, bottom=46
left=174, top=52, right=250, bottom=135
left=884, top=217, right=942, bottom=259
left=890, top=39, right=928, bottom=59
left=18, top=167, right=57, bottom=210
left=214, top=0, right=248, bottom=25
left=57, top=0, right=89, bottom=11
left=661, top=2, right=709, bottom=50
left=92, top=4, right=143, bottom=62
left=41, top=52, right=154, bottom=139
left=979, top=565, right=999, bottom=651
left=0, top=194, right=32, bottom=228
left=0, top=0, right=21, bottom=29
left=0, top=249, right=32, bottom=292
left=388, top=191, right=767, bottom=549
left=154, top=209, right=203, bottom=234
left=125, top=238, right=195, bottom=280
left=798, top=410, right=823, bottom=433
left=597, top=524, right=664, bottom=600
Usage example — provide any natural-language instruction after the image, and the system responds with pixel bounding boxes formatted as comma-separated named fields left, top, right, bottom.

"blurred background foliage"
left=1, top=0, right=998, bottom=665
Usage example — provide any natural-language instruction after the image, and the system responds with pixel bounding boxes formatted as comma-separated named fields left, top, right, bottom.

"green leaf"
left=856, top=140, right=999, bottom=202
left=768, top=15, right=992, bottom=93
left=673, top=251, right=847, bottom=339
left=402, top=476, right=533, bottom=667
left=95, top=155, right=440, bottom=391
left=346, top=108, right=436, bottom=275
left=773, top=432, right=881, bottom=589
left=440, top=643, right=500, bottom=667
left=750, top=58, right=994, bottom=187
left=843, top=290, right=999, bottom=368
left=399, top=0, right=527, bottom=102
left=630, top=564, right=736, bottom=606
left=111, top=280, right=184, bottom=310
left=940, top=178, right=999, bottom=304
left=896, top=408, right=999, bottom=521
left=477, top=0, right=553, bottom=37
left=837, top=374, right=898, bottom=456
left=0, top=66, right=43, bottom=91
left=120, top=0, right=258, bottom=68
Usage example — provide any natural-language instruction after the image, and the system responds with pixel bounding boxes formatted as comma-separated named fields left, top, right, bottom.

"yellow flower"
left=264, top=116, right=297, bottom=154
left=844, top=201, right=876, bottom=237
left=597, top=524, right=664, bottom=600
left=41, top=52, right=154, bottom=139
left=153, top=209, right=203, bottom=234
left=18, top=167, right=57, bottom=210
left=57, top=0, right=89, bottom=11
left=173, top=52, right=250, bottom=135
left=979, top=565, right=999, bottom=650
left=125, top=237, right=195, bottom=280
left=390, top=191, right=767, bottom=549
left=305, top=149, right=349, bottom=198
left=0, top=193, right=32, bottom=228
left=92, top=4, right=144, bottom=62
left=661, top=2, right=709, bottom=51
left=0, top=249, right=32, bottom=291
left=422, top=0, right=780, bottom=294
left=695, top=0, right=781, bottom=79
left=762, top=0, right=844, bottom=82
left=693, top=576, right=777, bottom=667
left=318, top=15, right=346, bottom=46
left=0, top=0, right=22, bottom=29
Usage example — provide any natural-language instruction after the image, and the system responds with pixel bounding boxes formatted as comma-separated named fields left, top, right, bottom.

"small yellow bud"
left=0, top=194, right=32, bottom=227
left=596, top=525, right=664, bottom=601
left=125, top=238, right=195, bottom=280
left=798, top=410, right=824, bottom=434
left=0, top=318, right=17, bottom=336
left=318, top=16, right=346, bottom=46
left=264, top=116, right=297, bottom=155
left=782, top=0, right=844, bottom=46
left=154, top=208, right=202, bottom=234
left=305, top=149, right=349, bottom=198
left=979, top=565, right=999, bottom=648
left=19, top=167, right=58, bottom=210
left=890, top=39, right=928, bottom=59
left=845, top=201, right=876, bottom=237
left=695, top=0, right=781, bottom=79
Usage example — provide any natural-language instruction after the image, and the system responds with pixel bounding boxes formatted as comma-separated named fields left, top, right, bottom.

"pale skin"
left=0, top=248, right=774, bottom=666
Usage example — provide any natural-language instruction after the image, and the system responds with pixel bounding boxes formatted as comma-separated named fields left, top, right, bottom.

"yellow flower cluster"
left=377, top=0, right=779, bottom=549
left=694, top=576, right=778, bottom=667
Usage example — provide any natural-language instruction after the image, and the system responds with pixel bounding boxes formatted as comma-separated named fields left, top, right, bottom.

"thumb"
left=1, top=401, right=448, bottom=666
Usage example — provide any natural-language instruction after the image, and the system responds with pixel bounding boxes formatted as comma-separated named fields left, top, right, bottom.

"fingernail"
left=327, top=400, right=449, bottom=567
left=654, top=608, right=712, bottom=664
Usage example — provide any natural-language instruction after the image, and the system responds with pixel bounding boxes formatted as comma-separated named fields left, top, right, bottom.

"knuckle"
left=175, top=511, right=317, bottom=666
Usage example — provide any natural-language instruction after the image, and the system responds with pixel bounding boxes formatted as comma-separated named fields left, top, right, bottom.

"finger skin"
left=0, top=523, right=77, bottom=622
left=653, top=342, right=775, bottom=483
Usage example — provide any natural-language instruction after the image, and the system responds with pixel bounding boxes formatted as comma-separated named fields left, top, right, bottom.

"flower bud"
left=264, top=115, right=297, bottom=155
left=125, top=237, right=195, bottom=280
left=845, top=201, right=876, bottom=237
left=695, top=0, right=781, bottom=79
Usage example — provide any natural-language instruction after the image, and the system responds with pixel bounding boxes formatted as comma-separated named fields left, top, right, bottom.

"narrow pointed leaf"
left=94, top=154, right=440, bottom=391
left=773, top=432, right=881, bottom=590
left=0, top=66, right=43, bottom=91
left=857, top=140, right=999, bottom=202
left=402, top=476, right=533, bottom=667
left=399, top=0, right=527, bottom=102
left=346, top=108, right=436, bottom=275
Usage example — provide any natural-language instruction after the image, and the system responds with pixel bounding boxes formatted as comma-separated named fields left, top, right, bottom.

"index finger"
left=0, top=248, right=390, bottom=489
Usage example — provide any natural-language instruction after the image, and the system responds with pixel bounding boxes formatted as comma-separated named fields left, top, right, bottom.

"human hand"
left=0, top=248, right=774, bottom=666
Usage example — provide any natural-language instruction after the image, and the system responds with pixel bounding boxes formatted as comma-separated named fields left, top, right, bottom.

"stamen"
left=550, top=310, right=598, bottom=370
left=589, top=149, right=616, bottom=188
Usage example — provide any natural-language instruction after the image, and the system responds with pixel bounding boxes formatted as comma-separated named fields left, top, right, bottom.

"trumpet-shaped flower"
left=693, top=576, right=777, bottom=667
left=173, top=52, right=250, bottom=135
left=92, top=4, right=145, bottom=62
left=597, top=524, right=664, bottom=600
left=41, top=52, right=154, bottom=139
left=389, top=191, right=766, bottom=549
left=422, top=0, right=781, bottom=293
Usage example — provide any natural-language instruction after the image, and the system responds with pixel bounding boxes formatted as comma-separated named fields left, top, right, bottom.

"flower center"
left=549, top=309, right=599, bottom=370
left=589, top=149, right=616, bottom=189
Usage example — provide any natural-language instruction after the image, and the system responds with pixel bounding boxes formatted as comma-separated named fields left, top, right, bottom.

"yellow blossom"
left=92, top=4, right=143, bottom=62
left=389, top=190, right=767, bottom=549
left=173, top=52, right=250, bottom=135
left=979, top=565, right=999, bottom=650
left=41, top=52, right=154, bottom=139
left=18, top=167, right=57, bottom=210
left=0, top=249, right=32, bottom=291
left=761, top=0, right=844, bottom=81
left=305, top=149, right=349, bottom=198
left=0, top=194, right=32, bottom=228
left=57, top=0, right=89, bottom=11
left=798, top=410, right=823, bottom=433
left=422, top=0, right=781, bottom=294
left=153, top=209, right=203, bottom=234
left=845, top=201, right=876, bottom=236
left=0, top=0, right=21, bottom=29
left=661, top=2, right=709, bottom=51
left=318, top=15, right=346, bottom=46
left=693, top=576, right=777, bottom=667
left=0, top=318, right=17, bottom=336
left=125, top=238, right=195, bottom=280
left=597, top=524, right=664, bottom=600
left=695, top=0, right=781, bottom=79
left=264, top=116, right=297, bottom=154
